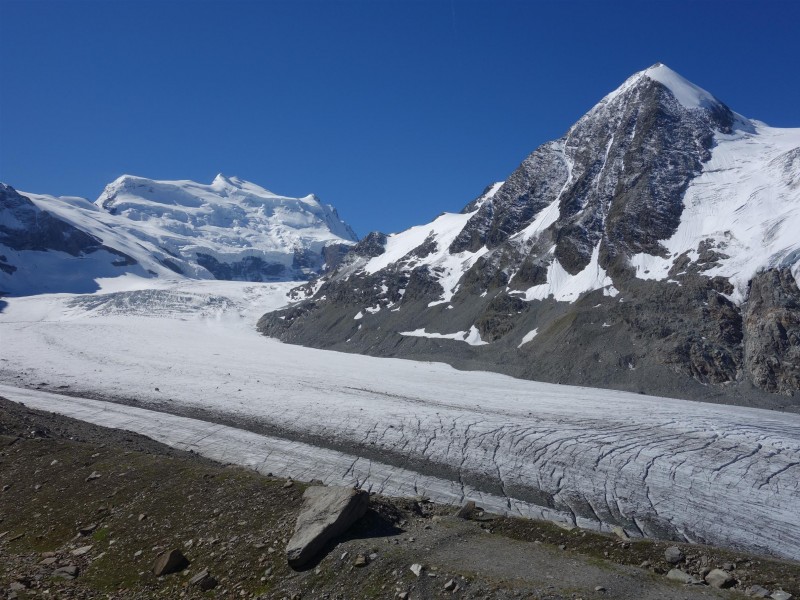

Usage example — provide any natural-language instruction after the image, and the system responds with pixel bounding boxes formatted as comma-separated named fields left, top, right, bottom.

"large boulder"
left=152, top=548, right=189, bottom=576
left=286, top=486, right=369, bottom=568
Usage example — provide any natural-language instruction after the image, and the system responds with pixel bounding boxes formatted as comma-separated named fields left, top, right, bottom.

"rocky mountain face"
left=0, top=175, right=357, bottom=295
left=258, top=64, right=800, bottom=408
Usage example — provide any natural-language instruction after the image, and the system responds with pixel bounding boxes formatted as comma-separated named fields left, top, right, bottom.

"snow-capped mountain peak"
left=261, top=64, right=800, bottom=401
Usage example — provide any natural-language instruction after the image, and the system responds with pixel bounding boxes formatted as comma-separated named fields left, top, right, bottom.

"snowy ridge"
left=357, top=185, right=500, bottom=305
left=20, top=191, right=185, bottom=277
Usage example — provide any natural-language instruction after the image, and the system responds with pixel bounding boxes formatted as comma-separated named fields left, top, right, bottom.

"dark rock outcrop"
left=744, top=269, right=800, bottom=395
left=196, top=253, right=287, bottom=281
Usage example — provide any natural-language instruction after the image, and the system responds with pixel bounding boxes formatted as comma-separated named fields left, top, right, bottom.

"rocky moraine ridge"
left=259, top=64, right=800, bottom=407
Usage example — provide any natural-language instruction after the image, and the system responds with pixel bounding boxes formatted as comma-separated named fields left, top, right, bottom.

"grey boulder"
left=664, top=546, right=684, bottom=564
left=705, top=568, right=735, bottom=589
left=286, top=486, right=369, bottom=568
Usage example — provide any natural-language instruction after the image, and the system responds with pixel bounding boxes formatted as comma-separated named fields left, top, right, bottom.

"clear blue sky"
left=1, top=0, right=798, bottom=237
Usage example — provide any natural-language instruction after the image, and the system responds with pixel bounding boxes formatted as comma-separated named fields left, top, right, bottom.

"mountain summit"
left=259, top=64, right=800, bottom=406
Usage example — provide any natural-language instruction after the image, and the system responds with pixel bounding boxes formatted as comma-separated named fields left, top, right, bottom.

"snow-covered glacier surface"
left=1, top=281, right=799, bottom=560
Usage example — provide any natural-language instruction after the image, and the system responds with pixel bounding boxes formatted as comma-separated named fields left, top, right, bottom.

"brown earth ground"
left=1, top=396, right=797, bottom=600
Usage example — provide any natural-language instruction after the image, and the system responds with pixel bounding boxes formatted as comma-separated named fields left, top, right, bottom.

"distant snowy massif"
left=1, top=64, right=799, bottom=561
left=1, top=174, right=356, bottom=295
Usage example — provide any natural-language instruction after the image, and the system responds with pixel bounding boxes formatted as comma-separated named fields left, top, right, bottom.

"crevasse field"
left=1, top=277, right=799, bottom=561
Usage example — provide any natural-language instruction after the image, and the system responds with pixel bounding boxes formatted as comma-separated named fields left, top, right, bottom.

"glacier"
left=1, top=281, right=798, bottom=561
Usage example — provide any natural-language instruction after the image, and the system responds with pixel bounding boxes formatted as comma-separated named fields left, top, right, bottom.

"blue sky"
left=1, top=0, right=798, bottom=237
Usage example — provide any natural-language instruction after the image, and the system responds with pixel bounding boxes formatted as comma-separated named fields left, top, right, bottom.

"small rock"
left=189, top=568, right=218, bottom=591
left=40, top=557, right=58, bottom=566
left=666, top=569, right=693, bottom=584
left=639, top=560, right=652, bottom=568
left=705, top=568, right=734, bottom=589
left=410, top=563, right=423, bottom=577
left=444, top=579, right=456, bottom=591
left=664, top=546, right=684, bottom=564
left=595, top=586, right=606, bottom=592
left=71, top=545, right=93, bottom=556
left=354, top=554, right=368, bottom=567
left=611, top=526, right=629, bottom=540
left=745, top=586, right=771, bottom=598
left=85, top=471, right=101, bottom=481
left=138, top=513, right=147, bottom=521
left=53, top=565, right=78, bottom=580
left=369, top=552, right=378, bottom=561
left=722, top=562, right=735, bottom=571
left=771, top=592, right=793, bottom=600
left=9, top=582, right=26, bottom=591
left=455, top=501, right=476, bottom=519
left=558, top=544, right=566, bottom=550
left=153, top=548, right=190, bottom=576
left=397, top=593, right=409, bottom=600
left=283, top=479, right=294, bottom=489
left=79, top=523, right=97, bottom=536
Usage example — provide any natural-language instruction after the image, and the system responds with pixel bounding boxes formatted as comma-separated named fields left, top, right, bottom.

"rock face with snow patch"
left=259, top=64, right=800, bottom=407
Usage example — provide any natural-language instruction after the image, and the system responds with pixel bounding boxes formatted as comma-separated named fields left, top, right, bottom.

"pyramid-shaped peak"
left=212, top=173, right=243, bottom=187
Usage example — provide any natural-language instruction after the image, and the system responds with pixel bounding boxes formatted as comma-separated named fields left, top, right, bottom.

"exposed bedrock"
left=744, top=268, right=800, bottom=395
